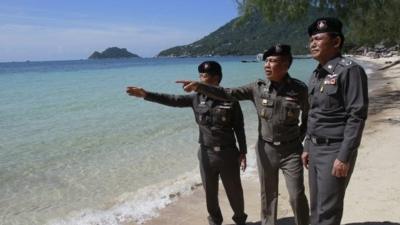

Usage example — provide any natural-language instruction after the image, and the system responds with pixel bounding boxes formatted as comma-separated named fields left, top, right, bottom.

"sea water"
left=0, top=56, right=316, bottom=225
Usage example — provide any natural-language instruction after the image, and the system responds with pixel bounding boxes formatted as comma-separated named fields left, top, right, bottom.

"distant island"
left=88, top=47, right=140, bottom=59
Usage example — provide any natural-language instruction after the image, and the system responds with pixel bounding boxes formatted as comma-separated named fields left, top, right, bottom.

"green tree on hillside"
left=236, top=0, right=400, bottom=46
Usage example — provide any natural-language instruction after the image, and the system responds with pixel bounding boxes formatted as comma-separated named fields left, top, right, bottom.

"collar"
left=270, top=73, right=291, bottom=92
left=321, top=54, right=343, bottom=74
left=314, top=55, right=342, bottom=78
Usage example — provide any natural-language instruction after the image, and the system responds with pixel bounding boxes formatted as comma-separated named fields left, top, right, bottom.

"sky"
left=0, top=0, right=239, bottom=62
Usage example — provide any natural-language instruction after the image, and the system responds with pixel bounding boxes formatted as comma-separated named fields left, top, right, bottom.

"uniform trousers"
left=308, top=141, right=358, bottom=225
left=256, top=138, right=310, bottom=225
left=198, top=145, right=247, bottom=225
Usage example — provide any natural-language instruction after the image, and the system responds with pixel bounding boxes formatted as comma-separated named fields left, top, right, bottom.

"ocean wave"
left=47, top=170, right=202, bottom=225
left=47, top=143, right=259, bottom=225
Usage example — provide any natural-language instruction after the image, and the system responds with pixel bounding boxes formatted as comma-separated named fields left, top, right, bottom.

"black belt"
left=309, top=135, right=343, bottom=145
left=266, top=138, right=299, bottom=146
left=201, top=144, right=236, bottom=152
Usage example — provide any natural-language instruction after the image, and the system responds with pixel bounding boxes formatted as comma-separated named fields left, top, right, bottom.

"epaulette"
left=289, top=77, right=308, bottom=92
left=338, top=57, right=358, bottom=68
left=291, top=77, right=307, bottom=88
left=324, top=56, right=356, bottom=75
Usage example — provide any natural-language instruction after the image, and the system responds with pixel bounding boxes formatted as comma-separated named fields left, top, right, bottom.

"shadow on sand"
left=369, top=90, right=400, bottom=116
left=345, top=222, right=400, bottom=225
left=227, top=216, right=295, bottom=225
left=228, top=218, right=400, bottom=225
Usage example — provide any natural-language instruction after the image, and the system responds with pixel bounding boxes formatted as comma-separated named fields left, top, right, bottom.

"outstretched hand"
left=176, top=80, right=199, bottom=92
left=126, top=86, right=147, bottom=98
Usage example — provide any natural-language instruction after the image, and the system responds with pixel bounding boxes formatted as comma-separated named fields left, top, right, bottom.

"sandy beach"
left=136, top=56, right=400, bottom=225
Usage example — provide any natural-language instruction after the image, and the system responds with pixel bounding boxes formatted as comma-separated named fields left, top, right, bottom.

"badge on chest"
left=260, top=98, right=274, bottom=119
left=320, top=74, right=338, bottom=93
left=324, top=73, right=338, bottom=85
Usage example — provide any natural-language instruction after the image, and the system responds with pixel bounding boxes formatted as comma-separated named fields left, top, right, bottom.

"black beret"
left=262, top=44, right=292, bottom=61
left=308, top=17, right=343, bottom=36
left=198, top=61, right=222, bottom=76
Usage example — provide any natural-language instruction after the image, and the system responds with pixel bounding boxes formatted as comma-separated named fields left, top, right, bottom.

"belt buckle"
left=273, top=141, right=281, bottom=146
left=213, top=146, right=221, bottom=152
left=311, top=136, right=331, bottom=145
left=311, top=137, right=317, bottom=144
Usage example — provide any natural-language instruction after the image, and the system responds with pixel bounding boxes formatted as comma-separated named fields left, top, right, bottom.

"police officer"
left=177, top=45, right=310, bottom=225
left=302, top=17, right=369, bottom=225
left=126, top=61, right=248, bottom=225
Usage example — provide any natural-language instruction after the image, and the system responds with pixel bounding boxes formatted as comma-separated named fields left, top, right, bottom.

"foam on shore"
left=47, top=170, right=202, bottom=225
left=47, top=142, right=260, bottom=225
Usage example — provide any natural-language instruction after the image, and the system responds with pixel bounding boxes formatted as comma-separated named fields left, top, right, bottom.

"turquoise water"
left=0, top=57, right=316, bottom=225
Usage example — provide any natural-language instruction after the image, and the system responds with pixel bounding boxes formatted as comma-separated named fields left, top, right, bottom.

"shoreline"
left=135, top=55, right=400, bottom=225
